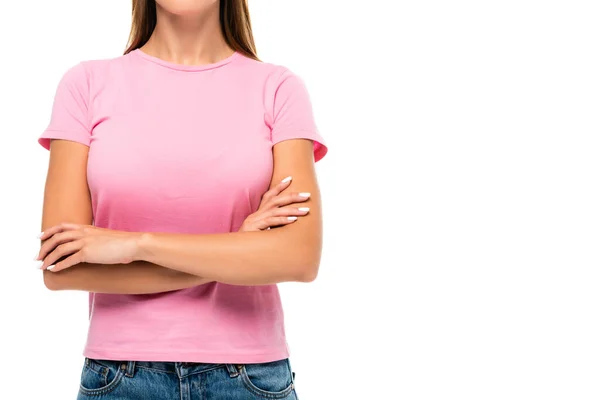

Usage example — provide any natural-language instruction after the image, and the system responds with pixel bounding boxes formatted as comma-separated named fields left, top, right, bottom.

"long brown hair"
left=124, top=0, right=258, bottom=60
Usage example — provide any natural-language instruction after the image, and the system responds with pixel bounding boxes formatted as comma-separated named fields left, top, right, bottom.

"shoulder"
left=55, top=53, right=134, bottom=93
left=235, top=55, right=313, bottom=121
left=234, top=54, right=307, bottom=89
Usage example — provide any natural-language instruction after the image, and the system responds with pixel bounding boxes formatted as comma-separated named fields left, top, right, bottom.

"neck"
left=141, top=4, right=233, bottom=66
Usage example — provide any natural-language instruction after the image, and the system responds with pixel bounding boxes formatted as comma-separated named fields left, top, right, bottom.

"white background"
left=1, top=1, right=599, bottom=399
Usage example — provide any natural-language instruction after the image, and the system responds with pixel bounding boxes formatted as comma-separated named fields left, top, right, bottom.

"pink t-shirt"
left=39, top=49, right=327, bottom=363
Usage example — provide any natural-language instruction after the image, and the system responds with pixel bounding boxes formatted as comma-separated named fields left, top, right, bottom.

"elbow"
left=291, top=254, right=321, bottom=283
left=281, top=235, right=322, bottom=283
left=296, top=266, right=318, bottom=283
left=43, top=270, right=63, bottom=291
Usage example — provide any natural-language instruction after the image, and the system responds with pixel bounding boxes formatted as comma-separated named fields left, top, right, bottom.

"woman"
left=35, top=1, right=327, bottom=398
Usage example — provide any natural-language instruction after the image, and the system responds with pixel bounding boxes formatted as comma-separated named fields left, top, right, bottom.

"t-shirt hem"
left=39, top=129, right=91, bottom=150
left=83, top=347, right=290, bottom=364
left=271, top=129, right=328, bottom=162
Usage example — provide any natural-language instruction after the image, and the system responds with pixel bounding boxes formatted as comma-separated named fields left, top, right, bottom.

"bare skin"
left=39, top=140, right=317, bottom=293
left=142, top=0, right=232, bottom=66
left=39, top=139, right=321, bottom=286
left=38, top=1, right=323, bottom=291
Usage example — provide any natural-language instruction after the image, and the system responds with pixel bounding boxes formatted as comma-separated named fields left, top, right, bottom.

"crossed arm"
left=40, top=139, right=323, bottom=294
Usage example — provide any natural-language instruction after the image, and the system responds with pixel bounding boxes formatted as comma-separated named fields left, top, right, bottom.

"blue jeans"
left=77, top=357, right=298, bottom=399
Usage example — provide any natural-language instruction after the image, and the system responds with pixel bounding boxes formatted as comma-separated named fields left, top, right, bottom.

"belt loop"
left=225, top=364, right=239, bottom=378
left=286, top=359, right=295, bottom=383
left=126, top=361, right=136, bottom=377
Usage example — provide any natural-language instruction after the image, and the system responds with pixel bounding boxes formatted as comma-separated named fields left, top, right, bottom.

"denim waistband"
left=89, top=358, right=241, bottom=379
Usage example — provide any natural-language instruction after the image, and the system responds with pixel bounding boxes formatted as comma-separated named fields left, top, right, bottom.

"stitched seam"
left=136, top=365, right=177, bottom=374
left=135, top=364, right=225, bottom=376
left=179, top=374, right=183, bottom=400
left=84, top=365, right=106, bottom=380
left=239, top=366, right=294, bottom=399
left=84, top=360, right=110, bottom=386
left=182, top=364, right=224, bottom=378
left=226, top=364, right=239, bottom=378
left=79, top=369, right=125, bottom=396
left=90, top=359, right=117, bottom=371
left=286, top=359, right=293, bottom=382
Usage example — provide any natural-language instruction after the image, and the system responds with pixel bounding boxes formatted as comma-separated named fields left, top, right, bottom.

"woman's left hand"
left=35, top=223, right=140, bottom=272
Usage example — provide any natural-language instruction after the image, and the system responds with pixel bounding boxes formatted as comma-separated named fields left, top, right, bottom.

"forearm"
left=43, top=261, right=211, bottom=294
left=135, top=228, right=321, bottom=285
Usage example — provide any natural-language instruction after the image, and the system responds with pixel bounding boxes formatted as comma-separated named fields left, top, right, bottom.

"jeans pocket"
left=236, top=359, right=295, bottom=399
left=79, top=358, right=126, bottom=396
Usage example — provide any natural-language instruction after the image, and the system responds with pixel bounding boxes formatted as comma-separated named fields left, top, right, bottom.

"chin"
left=155, top=0, right=219, bottom=16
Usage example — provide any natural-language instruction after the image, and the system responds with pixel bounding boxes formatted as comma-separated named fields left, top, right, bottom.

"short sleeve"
left=38, top=63, right=91, bottom=150
left=270, top=70, right=328, bottom=163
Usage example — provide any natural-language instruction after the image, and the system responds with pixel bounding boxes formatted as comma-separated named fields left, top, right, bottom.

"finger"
left=37, top=230, right=83, bottom=261
left=269, top=206, right=311, bottom=217
left=266, top=192, right=311, bottom=209
left=258, top=176, right=293, bottom=209
left=248, top=206, right=308, bottom=230
left=37, top=230, right=82, bottom=261
left=38, top=223, right=81, bottom=241
left=41, top=241, right=83, bottom=270
left=254, top=216, right=298, bottom=231
left=47, top=252, right=84, bottom=273
left=259, top=178, right=292, bottom=209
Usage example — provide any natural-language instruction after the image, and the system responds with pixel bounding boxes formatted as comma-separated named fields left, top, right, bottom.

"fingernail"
left=36, top=261, right=44, bottom=269
left=287, top=216, right=298, bottom=221
left=47, top=265, right=56, bottom=271
left=299, top=192, right=311, bottom=198
left=37, top=232, right=44, bottom=239
left=298, top=207, right=310, bottom=212
left=34, top=253, right=39, bottom=261
left=281, top=176, right=292, bottom=183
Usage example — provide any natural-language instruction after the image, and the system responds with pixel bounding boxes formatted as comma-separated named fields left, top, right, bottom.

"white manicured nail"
left=47, top=265, right=56, bottom=271
left=281, top=176, right=292, bottom=183
left=35, top=261, right=43, bottom=269
left=34, top=253, right=39, bottom=261
left=299, top=192, right=311, bottom=198
left=287, top=216, right=298, bottom=221
left=37, top=232, right=44, bottom=239
left=298, top=207, right=310, bottom=212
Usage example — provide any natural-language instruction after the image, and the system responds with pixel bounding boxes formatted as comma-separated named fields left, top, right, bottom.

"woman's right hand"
left=239, top=176, right=311, bottom=232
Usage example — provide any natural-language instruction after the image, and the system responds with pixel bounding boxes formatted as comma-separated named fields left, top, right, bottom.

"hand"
left=35, top=224, right=140, bottom=272
left=239, top=176, right=311, bottom=232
